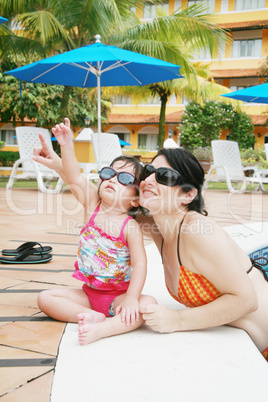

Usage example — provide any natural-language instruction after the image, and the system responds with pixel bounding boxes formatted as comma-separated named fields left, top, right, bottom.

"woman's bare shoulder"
left=183, top=212, right=230, bottom=254
left=185, top=212, right=249, bottom=268
left=184, top=212, right=219, bottom=237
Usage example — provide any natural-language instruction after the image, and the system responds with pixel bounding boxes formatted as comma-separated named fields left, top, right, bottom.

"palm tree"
left=150, top=72, right=232, bottom=148
left=109, top=3, right=230, bottom=148
left=0, top=0, right=146, bottom=118
left=111, top=62, right=232, bottom=148
left=0, top=1, right=229, bottom=142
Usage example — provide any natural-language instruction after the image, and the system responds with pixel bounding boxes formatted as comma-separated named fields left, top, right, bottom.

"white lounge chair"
left=91, top=132, right=123, bottom=171
left=78, top=162, right=99, bottom=181
left=76, top=133, right=123, bottom=181
left=203, top=140, right=268, bottom=193
left=258, top=143, right=268, bottom=181
left=6, top=127, right=64, bottom=193
left=265, top=143, right=268, bottom=162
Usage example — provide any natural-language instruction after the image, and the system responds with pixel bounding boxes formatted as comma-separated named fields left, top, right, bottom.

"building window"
left=140, top=96, right=161, bottom=105
left=138, top=134, right=147, bottom=148
left=0, top=129, right=17, bottom=145
left=181, top=94, right=190, bottom=105
left=138, top=134, right=158, bottom=150
left=192, top=46, right=212, bottom=60
left=143, top=1, right=169, bottom=19
left=114, top=133, right=131, bottom=146
left=229, top=86, right=246, bottom=91
left=113, top=94, right=132, bottom=105
left=187, top=0, right=215, bottom=13
left=232, top=39, right=262, bottom=58
left=235, top=0, right=265, bottom=10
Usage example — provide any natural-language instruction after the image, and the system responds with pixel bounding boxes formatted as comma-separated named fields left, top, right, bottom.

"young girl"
left=37, top=118, right=156, bottom=345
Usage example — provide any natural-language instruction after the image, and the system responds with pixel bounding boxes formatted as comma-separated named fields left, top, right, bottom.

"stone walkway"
left=0, top=187, right=268, bottom=400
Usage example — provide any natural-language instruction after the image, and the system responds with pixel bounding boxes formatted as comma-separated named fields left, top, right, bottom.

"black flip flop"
left=2, top=242, right=52, bottom=256
left=0, top=247, right=52, bottom=264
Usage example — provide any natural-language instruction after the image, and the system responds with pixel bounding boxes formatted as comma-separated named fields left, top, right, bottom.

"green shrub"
left=179, top=101, right=254, bottom=149
left=241, top=148, right=268, bottom=169
left=0, top=151, right=19, bottom=167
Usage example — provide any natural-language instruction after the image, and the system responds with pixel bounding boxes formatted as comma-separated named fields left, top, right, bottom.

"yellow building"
left=104, top=0, right=268, bottom=154
left=1, top=0, right=268, bottom=163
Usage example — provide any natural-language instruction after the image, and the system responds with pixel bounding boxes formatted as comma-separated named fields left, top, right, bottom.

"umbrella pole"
left=97, top=70, right=101, bottom=172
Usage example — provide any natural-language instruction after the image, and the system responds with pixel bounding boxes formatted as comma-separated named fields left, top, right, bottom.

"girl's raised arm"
left=33, top=133, right=66, bottom=180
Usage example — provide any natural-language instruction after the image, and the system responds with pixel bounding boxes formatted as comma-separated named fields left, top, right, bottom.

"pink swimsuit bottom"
left=82, top=284, right=126, bottom=317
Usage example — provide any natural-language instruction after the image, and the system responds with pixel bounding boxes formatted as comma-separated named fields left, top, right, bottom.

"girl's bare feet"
left=77, top=311, right=106, bottom=327
left=78, top=323, right=105, bottom=345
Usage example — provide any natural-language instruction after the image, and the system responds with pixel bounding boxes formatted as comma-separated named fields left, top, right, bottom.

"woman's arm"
left=141, top=221, right=258, bottom=333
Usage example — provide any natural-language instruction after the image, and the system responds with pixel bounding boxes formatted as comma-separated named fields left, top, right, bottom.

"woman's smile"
left=141, top=186, right=157, bottom=198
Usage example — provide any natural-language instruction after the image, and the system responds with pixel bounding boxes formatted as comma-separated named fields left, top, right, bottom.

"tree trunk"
left=158, top=93, right=168, bottom=149
left=60, top=86, right=71, bottom=120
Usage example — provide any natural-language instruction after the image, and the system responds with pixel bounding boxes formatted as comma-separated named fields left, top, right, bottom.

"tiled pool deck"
left=0, top=187, right=268, bottom=401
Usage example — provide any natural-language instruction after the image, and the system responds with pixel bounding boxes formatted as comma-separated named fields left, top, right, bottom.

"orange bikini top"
left=162, top=215, right=268, bottom=308
left=166, top=265, right=221, bottom=308
left=162, top=215, right=221, bottom=308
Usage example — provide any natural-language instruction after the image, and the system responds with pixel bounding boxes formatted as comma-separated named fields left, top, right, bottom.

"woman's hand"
left=116, top=295, right=140, bottom=326
left=51, top=117, right=73, bottom=147
left=140, top=304, right=180, bottom=333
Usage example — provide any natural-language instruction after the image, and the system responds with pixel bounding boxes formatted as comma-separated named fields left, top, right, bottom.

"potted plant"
left=192, top=146, right=212, bottom=173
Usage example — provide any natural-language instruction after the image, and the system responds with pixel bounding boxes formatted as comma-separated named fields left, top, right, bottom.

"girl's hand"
left=51, top=117, right=73, bottom=146
left=116, top=295, right=140, bottom=326
left=33, top=133, right=62, bottom=172
left=140, top=304, right=180, bottom=333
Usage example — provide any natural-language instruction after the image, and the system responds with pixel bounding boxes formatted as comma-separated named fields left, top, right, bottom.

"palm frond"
left=171, top=5, right=230, bottom=56
left=15, top=10, right=74, bottom=48
left=0, top=0, right=41, bottom=18
left=115, top=4, right=229, bottom=59
left=0, top=34, right=46, bottom=60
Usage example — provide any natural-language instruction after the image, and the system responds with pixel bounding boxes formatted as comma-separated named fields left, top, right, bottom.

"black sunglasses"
left=140, top=164, right=183, bottom=187
left=100, top=167, right=138, bottom=187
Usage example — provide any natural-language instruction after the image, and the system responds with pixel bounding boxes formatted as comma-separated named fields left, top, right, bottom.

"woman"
left=33, top=136, right=268, bottom=360
left=138, top=148, right=268, bottom=361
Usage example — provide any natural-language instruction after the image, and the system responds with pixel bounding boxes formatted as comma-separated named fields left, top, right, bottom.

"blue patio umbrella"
left=0, top=17, right=7, bottom=24
left=6, top=35, right=182, bottom=135
left=6, top=35, right=182, bottom=168
left=119, top=139, right=132, bottom=146
left=221, top=83, right=268, bottom=104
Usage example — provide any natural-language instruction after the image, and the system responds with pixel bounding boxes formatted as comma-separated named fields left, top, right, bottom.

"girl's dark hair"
left=153, top=148, right=207, bottom=216
left=111, top=155, right=143, bottom=182
left=98, top=155, right=143, bottom=218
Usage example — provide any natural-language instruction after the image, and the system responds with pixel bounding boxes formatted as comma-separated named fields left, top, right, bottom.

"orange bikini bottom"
left=262, top=347, right=268, bottom=362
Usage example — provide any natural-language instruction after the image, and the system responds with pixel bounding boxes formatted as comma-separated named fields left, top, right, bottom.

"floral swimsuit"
left=73, top=204, right=133, bottom=316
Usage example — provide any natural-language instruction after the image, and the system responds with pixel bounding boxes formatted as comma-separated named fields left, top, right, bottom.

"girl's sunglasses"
left=100, top=167, right=138, bottom=187
left=140, top=164, right=183, bottom=187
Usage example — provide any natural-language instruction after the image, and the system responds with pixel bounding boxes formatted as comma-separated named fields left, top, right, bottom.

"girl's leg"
left=78, top=294, right=157, bottom=345
left=37, top=288, right=106, bottom=323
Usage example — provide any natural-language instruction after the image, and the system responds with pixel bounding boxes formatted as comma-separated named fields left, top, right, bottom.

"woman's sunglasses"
left=100, top=167, right=138, bottom=188
left=140, top=164, right=183, bottom=187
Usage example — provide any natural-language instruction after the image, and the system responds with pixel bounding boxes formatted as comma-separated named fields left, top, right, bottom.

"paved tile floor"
left=0, top=186, right=268, bottom=400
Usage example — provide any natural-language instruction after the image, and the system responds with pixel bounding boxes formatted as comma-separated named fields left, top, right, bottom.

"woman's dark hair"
left=153, top=148, right=207, bottom=215
left=98, top=155, right=143, bottom=218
